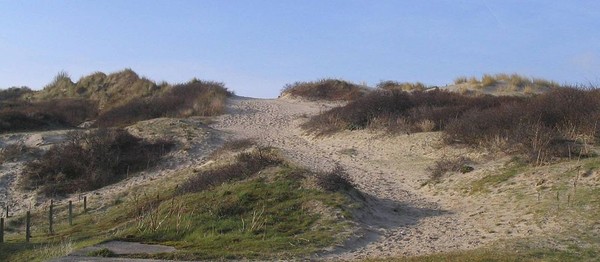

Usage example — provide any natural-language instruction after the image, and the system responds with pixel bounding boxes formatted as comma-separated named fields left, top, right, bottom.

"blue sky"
left=1, top=1, right=599, bottom=98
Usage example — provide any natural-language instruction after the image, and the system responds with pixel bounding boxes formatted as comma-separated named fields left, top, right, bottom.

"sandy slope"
left=211, top=96, right=496, bottom=259
left=0, top=118, right=221, bottom=216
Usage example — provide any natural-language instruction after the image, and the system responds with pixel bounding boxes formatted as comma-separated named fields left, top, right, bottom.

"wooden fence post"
left=26, top=211, right=31, bottom=243
left=1, top=217, right=4, bottom=243
left=68, top=200, right=73, bottom=226
left=49, top=200, right=54, bottom=235
left=83, top=196, right=87, bottom=213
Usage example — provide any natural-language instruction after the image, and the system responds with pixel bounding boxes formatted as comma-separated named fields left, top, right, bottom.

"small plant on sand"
left=315, top=165, right=356, bottom=192
left=426, top=156, right=474, bottom=181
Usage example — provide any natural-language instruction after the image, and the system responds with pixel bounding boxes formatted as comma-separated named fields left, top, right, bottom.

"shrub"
left=0, top=99, right=98, bottom=133
left=178, top=148, right=283, bottom=194
left=96, top=80, right=232, bottom=127
left=302, top=89, right=520, bottom=135
left=281, top=79, right=368, bottom=101
left=0, top=142, right=41, bottom=163
left=306, top=84, right=597, bottom=164
left=0, top=86, right=33, bottom=101
left=22, top=128, right=174, bottom=196
left=315, top=165, right=356, bottom=192
left=376, top=81, right=426, bottom=92
left=427, top=157, right=473, bottom=181
left=444, top=87, right=600, bottom=164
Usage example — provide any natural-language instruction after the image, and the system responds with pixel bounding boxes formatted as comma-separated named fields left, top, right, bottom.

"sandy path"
left=212, top=97, right=491, bottom=259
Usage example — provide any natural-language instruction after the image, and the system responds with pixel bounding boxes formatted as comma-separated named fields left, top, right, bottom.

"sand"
left=2, top=95, right=584, bottom=260
left=212, top=96, right=562, bottom=259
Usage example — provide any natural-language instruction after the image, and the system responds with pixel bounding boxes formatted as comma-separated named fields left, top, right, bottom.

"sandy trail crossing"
left=212, top=97, right=488, bottom=259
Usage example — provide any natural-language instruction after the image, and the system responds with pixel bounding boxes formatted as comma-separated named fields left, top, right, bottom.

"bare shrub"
left=302, top=89, right=520, bottom=135
left=0, top=143, right=41, bottom=163
left=22, top=128, right=174, bottom=196
left=281, top=79, right=368, bottom=101
left=0, top=99, right=98, bottom=133
left=0, top=86, right=33, bottom=101
left=444, top=87, right=600, bottom=164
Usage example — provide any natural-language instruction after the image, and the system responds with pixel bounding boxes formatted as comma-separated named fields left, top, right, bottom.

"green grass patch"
left=470, top=162, right=526, bottom=194
left=0, top=155, right=355, bottom=261
left=122, top=169, right=352, bottom=260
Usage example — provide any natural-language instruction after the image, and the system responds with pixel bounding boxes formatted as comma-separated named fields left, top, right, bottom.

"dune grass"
left=0, top=69, right=232, bottom=133
left=0, top=148, right=357, bottom=261
left=453, top=73, right=560, bottom=93
left=95, top=78, right=232, bottom=127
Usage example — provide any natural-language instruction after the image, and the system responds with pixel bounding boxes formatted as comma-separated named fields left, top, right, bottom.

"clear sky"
left=1, top=1, right=599, bottom=98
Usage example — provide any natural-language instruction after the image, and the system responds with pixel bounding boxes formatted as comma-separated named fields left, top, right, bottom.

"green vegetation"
left=0, top=148, right=358, bottom=261
left=469, top=161, right=526, bottom=194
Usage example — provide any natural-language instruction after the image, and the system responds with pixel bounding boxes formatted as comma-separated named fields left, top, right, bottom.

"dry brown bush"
left=0, top=99, right=98, bottom=133
left=22, top=128, right=174, bottom=196
left=281, top=79, right=368, bottom=101
left=315, top=165, right=356, bottom=192
left=96, top=79, right=232, bottom=127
